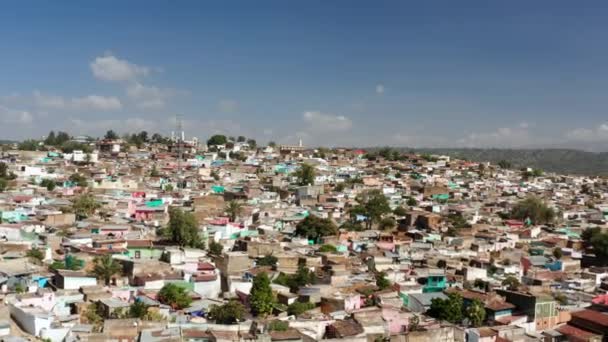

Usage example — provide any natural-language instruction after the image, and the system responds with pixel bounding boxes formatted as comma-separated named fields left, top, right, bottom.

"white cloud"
left=0, top=105, right=33, bottom=124
left=218, top=99, right=238, bottom=113
left=376, top=84, right=385, bottom=94
left=34, top=91, right=66, bottom=109
left=71, top=95, right=122, bottom=110
left=389, top=132, right=450, bottom=147
left=302, top=111, right=353, bottom=131
left=33, top=91, right=122, bottom=111
left=90, top=54, right=149, bottom=82
left=457, top=125, right=532, bottom=148
left=566, top=123, right=608, bottom=142
left=126, top=82, right=173, bottom=109
left=70, top=117, right=157, bottom=134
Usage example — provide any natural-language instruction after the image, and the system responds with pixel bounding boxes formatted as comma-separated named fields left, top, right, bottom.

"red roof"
left=592, top=294, right=608, bottom=305
left=197, top=262, right=215, bottom=271
left=557, top=324, right=600, bottom=340
left=571, top=309, right=608, bottom=327
left=12, top=195, right=33, bottom=202
left=504, top=219, right=524, bottom=227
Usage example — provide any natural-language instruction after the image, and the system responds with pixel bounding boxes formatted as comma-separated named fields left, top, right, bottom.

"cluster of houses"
left=1, top=136, right=608, bottom=342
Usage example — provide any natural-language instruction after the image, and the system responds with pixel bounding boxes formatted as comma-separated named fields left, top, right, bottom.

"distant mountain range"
left=397, top=148, right=608, bottom=176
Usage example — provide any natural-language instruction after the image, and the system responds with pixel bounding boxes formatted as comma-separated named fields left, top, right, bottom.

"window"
left=135, top=251, right=141, bottom=259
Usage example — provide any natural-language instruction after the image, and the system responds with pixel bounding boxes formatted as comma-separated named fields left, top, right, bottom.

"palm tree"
left=225, top=200, right=243, bottom=222
left=92, top=255, right=122, bottom=286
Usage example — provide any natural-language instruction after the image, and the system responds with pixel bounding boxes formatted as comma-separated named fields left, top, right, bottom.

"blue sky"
left=1, top=1, right=608, bottom=150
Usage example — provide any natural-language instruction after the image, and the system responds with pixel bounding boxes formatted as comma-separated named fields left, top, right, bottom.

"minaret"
left=299, top=138, right=303, bottom=148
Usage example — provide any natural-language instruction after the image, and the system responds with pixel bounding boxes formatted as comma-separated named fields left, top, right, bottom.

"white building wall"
left=0, top=227, right=21, bottom=241
left=9, top=305, right=52, bottom=337
left=40, top=327, right=70, bottom=342
left=144, top=279, right=165, bottom=290
left=62, top=276, right=97, bottom=290
left=193, top=277, right=222, bottom=298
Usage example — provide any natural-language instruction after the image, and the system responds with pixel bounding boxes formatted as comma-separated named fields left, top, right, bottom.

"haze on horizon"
left=1, top=1, right=608, bottom=151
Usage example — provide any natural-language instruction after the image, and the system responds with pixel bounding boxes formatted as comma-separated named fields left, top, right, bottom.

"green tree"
left=406, top=197, right=418, bottom=206
left=0, top=163, right=8, bottom=179
left=207, top=134, right=228, bottom=146
left=18, top=139, right=40, bottom=151
left=72, top=194, right=101, bottom=219
left=14, top=284, right=25, bottom=293
left=268, top=141, right=277, bottom=147
left=26, top=248, right=44, bottom=262
left=207, top=300, right=246, bottom=324
left=428, top=293, right=463, bottom=324
left=448, top=214, right=469, bottom=229
left=209, top=240, right=223, bottom=255
left=104, top=130, right=118, bottom=140
left=92, top=255, right=122, bottom=286
left=274, top=265, right=315, bottom=292
left=69, top=173, right=88, bottom=187
left=511, top=197, right=555, bottom=225
left=0, top=178, right=7, bottom=192
left=158, top=283, right=192, bottom=309
left=375, top=272, right=391, bottom=290
left=553, top=247, right=563, bottom=260
left=294, top=215, right=338, bottom=242
left=554, top=292, right=568, bottom=305
left=437, top=260, right=447, bottom=269
left=591, top=233, right=608, bottom=262
left=45, top=131, right=57, bottom=146
left=151, top=133, right=164, bottom=144
left=318, top=244, right=337, bottom=253
left=466, top=299, right=486, bottom=327
left=582, top=227, right=601, bottom=246
left=247, top=139, right=257, bottom=149
left=287, top=301, right=315, bottom=316
left=501, top=276, right=520, bottom=291
left=354, top=189, right=391, bottom=229
left=409, top=315, right=420, bottom=331
left=498, top=160, right=512, bottom=169
left=474, top=279, right=488, bottom=291
left=164, top=207, right=201, bottom=248
left=340, top=221, right=364, bottom=232
left=290, top=265, right=314, bottom=292
left=150, top=165, right=160, bottom=177
left=40, top=178, right=56, bottom=191
left=55, top=131, right=71, bottom=145
left=61, top=141, right=92, bottom=154
left=83, top=302, right=103, bottom=331
left=225, top=200, right=243, bottom=222
left=249, top=272, right=275, bottom=316
left=393, top=206, right=408, bottom=217
left=129, top=301, right=149, bottom=319
left=294, top=163, right=315, bottom=186
left=137, top=131, right=148, bottom=143
left=379, top=217, right=396, bottom=230
left=267, top=320, right=289, bottom=331
left=237, top=136, right=246, bottom=142
left=257, top=254, right=278, bottom=267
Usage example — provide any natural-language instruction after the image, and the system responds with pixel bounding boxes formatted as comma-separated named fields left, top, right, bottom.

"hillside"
left=402, top=148, right=608, bottom=176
